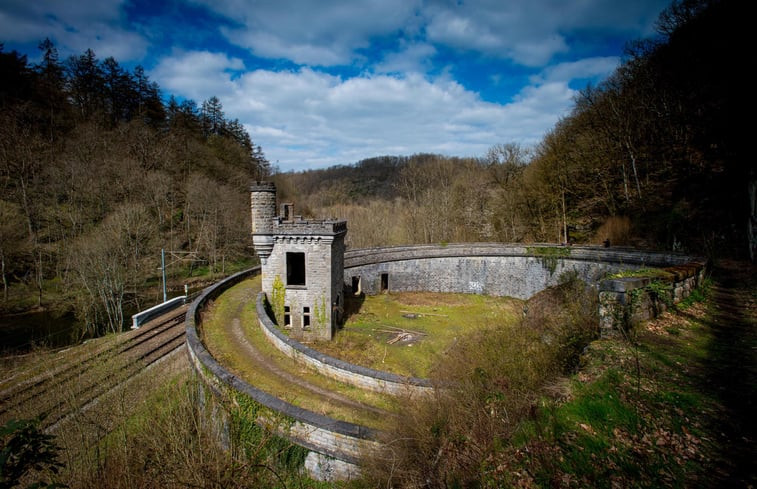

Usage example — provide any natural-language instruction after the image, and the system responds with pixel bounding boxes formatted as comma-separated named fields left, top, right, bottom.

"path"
left=702, top=261, right=757, bottom=487
left=223, top=282, right=393, bottom=421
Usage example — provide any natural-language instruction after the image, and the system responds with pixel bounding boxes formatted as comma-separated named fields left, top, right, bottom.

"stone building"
left=250, top=182, right=347, bottom=341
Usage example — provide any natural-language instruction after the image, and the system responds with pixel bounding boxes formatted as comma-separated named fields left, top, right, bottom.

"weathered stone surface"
left=256, top=292, right=432, bottom=396
left=251, top=182, right=347, bottom=341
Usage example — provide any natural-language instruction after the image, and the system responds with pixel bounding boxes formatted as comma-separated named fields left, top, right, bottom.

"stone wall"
left=344, top=244, right=695, bottom=299
left=598, top=263, right=706, bottom=333
left=187, top=244, right=705, bottom=481
left=263, top=235, right=338, bottom=340
left=185, top=267, right=381, bottom=481
left=256, top=292, right=432, bottom=396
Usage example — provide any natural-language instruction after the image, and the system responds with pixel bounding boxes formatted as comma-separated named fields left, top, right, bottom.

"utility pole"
left=161, top=248, right=167, bottom=302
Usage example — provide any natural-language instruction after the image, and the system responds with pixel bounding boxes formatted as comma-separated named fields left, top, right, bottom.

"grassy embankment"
left=357, top=266, right=756, bottom=488
left=488, top=268, right=756, bottom=488
left=199, top=277, right=524, bottom=428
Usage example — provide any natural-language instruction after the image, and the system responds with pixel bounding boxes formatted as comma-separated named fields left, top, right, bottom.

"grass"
left=358, top=270, right=756, bottom=489
left=314, top=291, right=523, bottom=377
left=199, top=276, right=398, bottom=429
left=478, top=273, right=756, bottom=488
left=62, top=369, right=332, bottom=489
left=606, top=267, right=676, bottom=280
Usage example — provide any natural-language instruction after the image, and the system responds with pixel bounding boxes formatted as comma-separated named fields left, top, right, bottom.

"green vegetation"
left=200, top=276, right=397, bottom=428
left=526, top=246, right=571, bottom=274
left=71, top=372, right=328, bottom=488
left=270, top=275, right=286, bottom=327
left=362, top=268, right=757, bottom=488
left=607, top=268, right=676, bottom=280
left=0, top=43, right=269, bottom=342
left=314, top=291, right=522, bottom=378
left=1, top=418, right=64, bottom=489
left=362, top=275, right=600, bottom=487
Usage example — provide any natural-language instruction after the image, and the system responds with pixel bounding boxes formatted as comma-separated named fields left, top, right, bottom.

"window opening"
left=286, top=252, right=306, bottom=286
left=281, top=203, right=294, bottom=221
left=284, top=305, right=291, bottom=328
left=303, top=306, right=311, bottom=329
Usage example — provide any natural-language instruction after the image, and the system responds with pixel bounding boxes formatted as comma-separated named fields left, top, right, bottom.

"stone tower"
left=250, top=181, right=276, bottom=264
left=250, top=181, right=347, bottom=341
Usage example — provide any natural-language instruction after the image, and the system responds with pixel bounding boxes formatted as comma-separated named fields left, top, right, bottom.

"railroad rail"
left=0, top=308, right=188, bottom=431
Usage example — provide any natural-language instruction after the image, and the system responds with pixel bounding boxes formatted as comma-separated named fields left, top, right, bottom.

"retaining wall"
left=344, top=244, right=696, bottom=299
left=256, top=292, right=432, bottom=395
left=185, top=267, right=381, bottom=481
left=598, top=262, right=706, bottom=333
left=187, top=244, right=705, bottom=481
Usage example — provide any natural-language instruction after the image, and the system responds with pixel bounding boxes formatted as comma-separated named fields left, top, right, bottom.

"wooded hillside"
left=1, top=0, right=751, bottom=340
left=0, top=42, right=270, bottom=337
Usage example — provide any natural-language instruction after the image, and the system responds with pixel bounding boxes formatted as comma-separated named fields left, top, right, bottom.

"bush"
left=365, top=276, right=598, bottom=488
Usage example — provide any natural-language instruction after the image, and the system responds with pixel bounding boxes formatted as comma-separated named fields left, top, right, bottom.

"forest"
left=0, top=42, right=270, bottom=340
left=1, top=0, right=752, bottom=343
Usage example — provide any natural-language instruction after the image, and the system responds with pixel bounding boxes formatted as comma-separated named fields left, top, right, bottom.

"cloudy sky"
left=0, top=0, right=669, bottom=172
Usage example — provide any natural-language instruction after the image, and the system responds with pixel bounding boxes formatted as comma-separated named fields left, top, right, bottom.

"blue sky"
left=0, top=0, right=669, bottom=172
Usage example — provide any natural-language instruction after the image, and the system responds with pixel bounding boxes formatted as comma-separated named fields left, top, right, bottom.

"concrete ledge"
left=256, top=292, right=432, bottom=396
left=131, top=295, right=186, bottom=329
left=344, top=244, right=696, bottom=269
left=597, top=261, right=707, bottom=332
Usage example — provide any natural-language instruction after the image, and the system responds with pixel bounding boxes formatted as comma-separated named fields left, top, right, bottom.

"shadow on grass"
left=698, top=262, right=757, bottom=487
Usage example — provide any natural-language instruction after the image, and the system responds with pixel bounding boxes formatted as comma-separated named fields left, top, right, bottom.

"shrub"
left=365, top=276, right=599, bottom=488
left=595, top=216, right=632, bottom=246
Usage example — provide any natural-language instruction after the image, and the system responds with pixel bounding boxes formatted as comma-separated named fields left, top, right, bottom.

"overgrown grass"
left=362, top=275, right=599, bottom=488
left=200, top=276, right=397, bottom=428
left=606, top=267, right=676, bottom=280
left=314, top=291, right=522, bottom=377
left=360, top=273, right=748, bottom=488
left=63, top=371, right=332, bottom=489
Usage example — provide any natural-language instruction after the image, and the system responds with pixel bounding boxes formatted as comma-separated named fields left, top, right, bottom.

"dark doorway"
left=351, top=276, right=361, bottom=295
left=380, top=273, right=389, bottom=292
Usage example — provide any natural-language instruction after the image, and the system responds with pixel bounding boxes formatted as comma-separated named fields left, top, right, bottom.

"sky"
left=0, top=0, right=670, bottom=172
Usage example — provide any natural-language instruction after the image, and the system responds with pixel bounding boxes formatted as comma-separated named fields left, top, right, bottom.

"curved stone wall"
left=185, top=267, right=380, bottom=481
left=256, top=292, right=432, bottom=395
left=344, top=244, right=694, bottom=299
left=187, top=243, right=704, bottom=480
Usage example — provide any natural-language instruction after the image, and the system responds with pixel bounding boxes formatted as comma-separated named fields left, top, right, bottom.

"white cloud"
left=153, top=50, right=583, bottom=171
left=0, top=0, right=148, bottom=60
left=192, top=0, right=422, bottom=66
left=375, top=42, right=436, bottom=74
left=150, top=51, right=245, bottom=100
left=535, top=56, right=620, bottom=83
left=423, top=0, right=666, bottom=66
left=192, top=0, right=667, bottom=69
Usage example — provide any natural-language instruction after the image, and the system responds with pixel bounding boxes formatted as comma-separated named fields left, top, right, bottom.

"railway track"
left=0, top=308, right=188, bottom=430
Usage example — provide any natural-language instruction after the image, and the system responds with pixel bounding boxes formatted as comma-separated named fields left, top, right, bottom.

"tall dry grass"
left=594, top=216, right=632, bottom=246
left=362, top=274, right=598, bottom=488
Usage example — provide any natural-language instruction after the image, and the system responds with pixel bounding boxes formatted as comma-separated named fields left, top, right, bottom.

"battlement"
left=249, top=181, right=276, bottom=192
left=273, top=217, right=347, bottom=236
